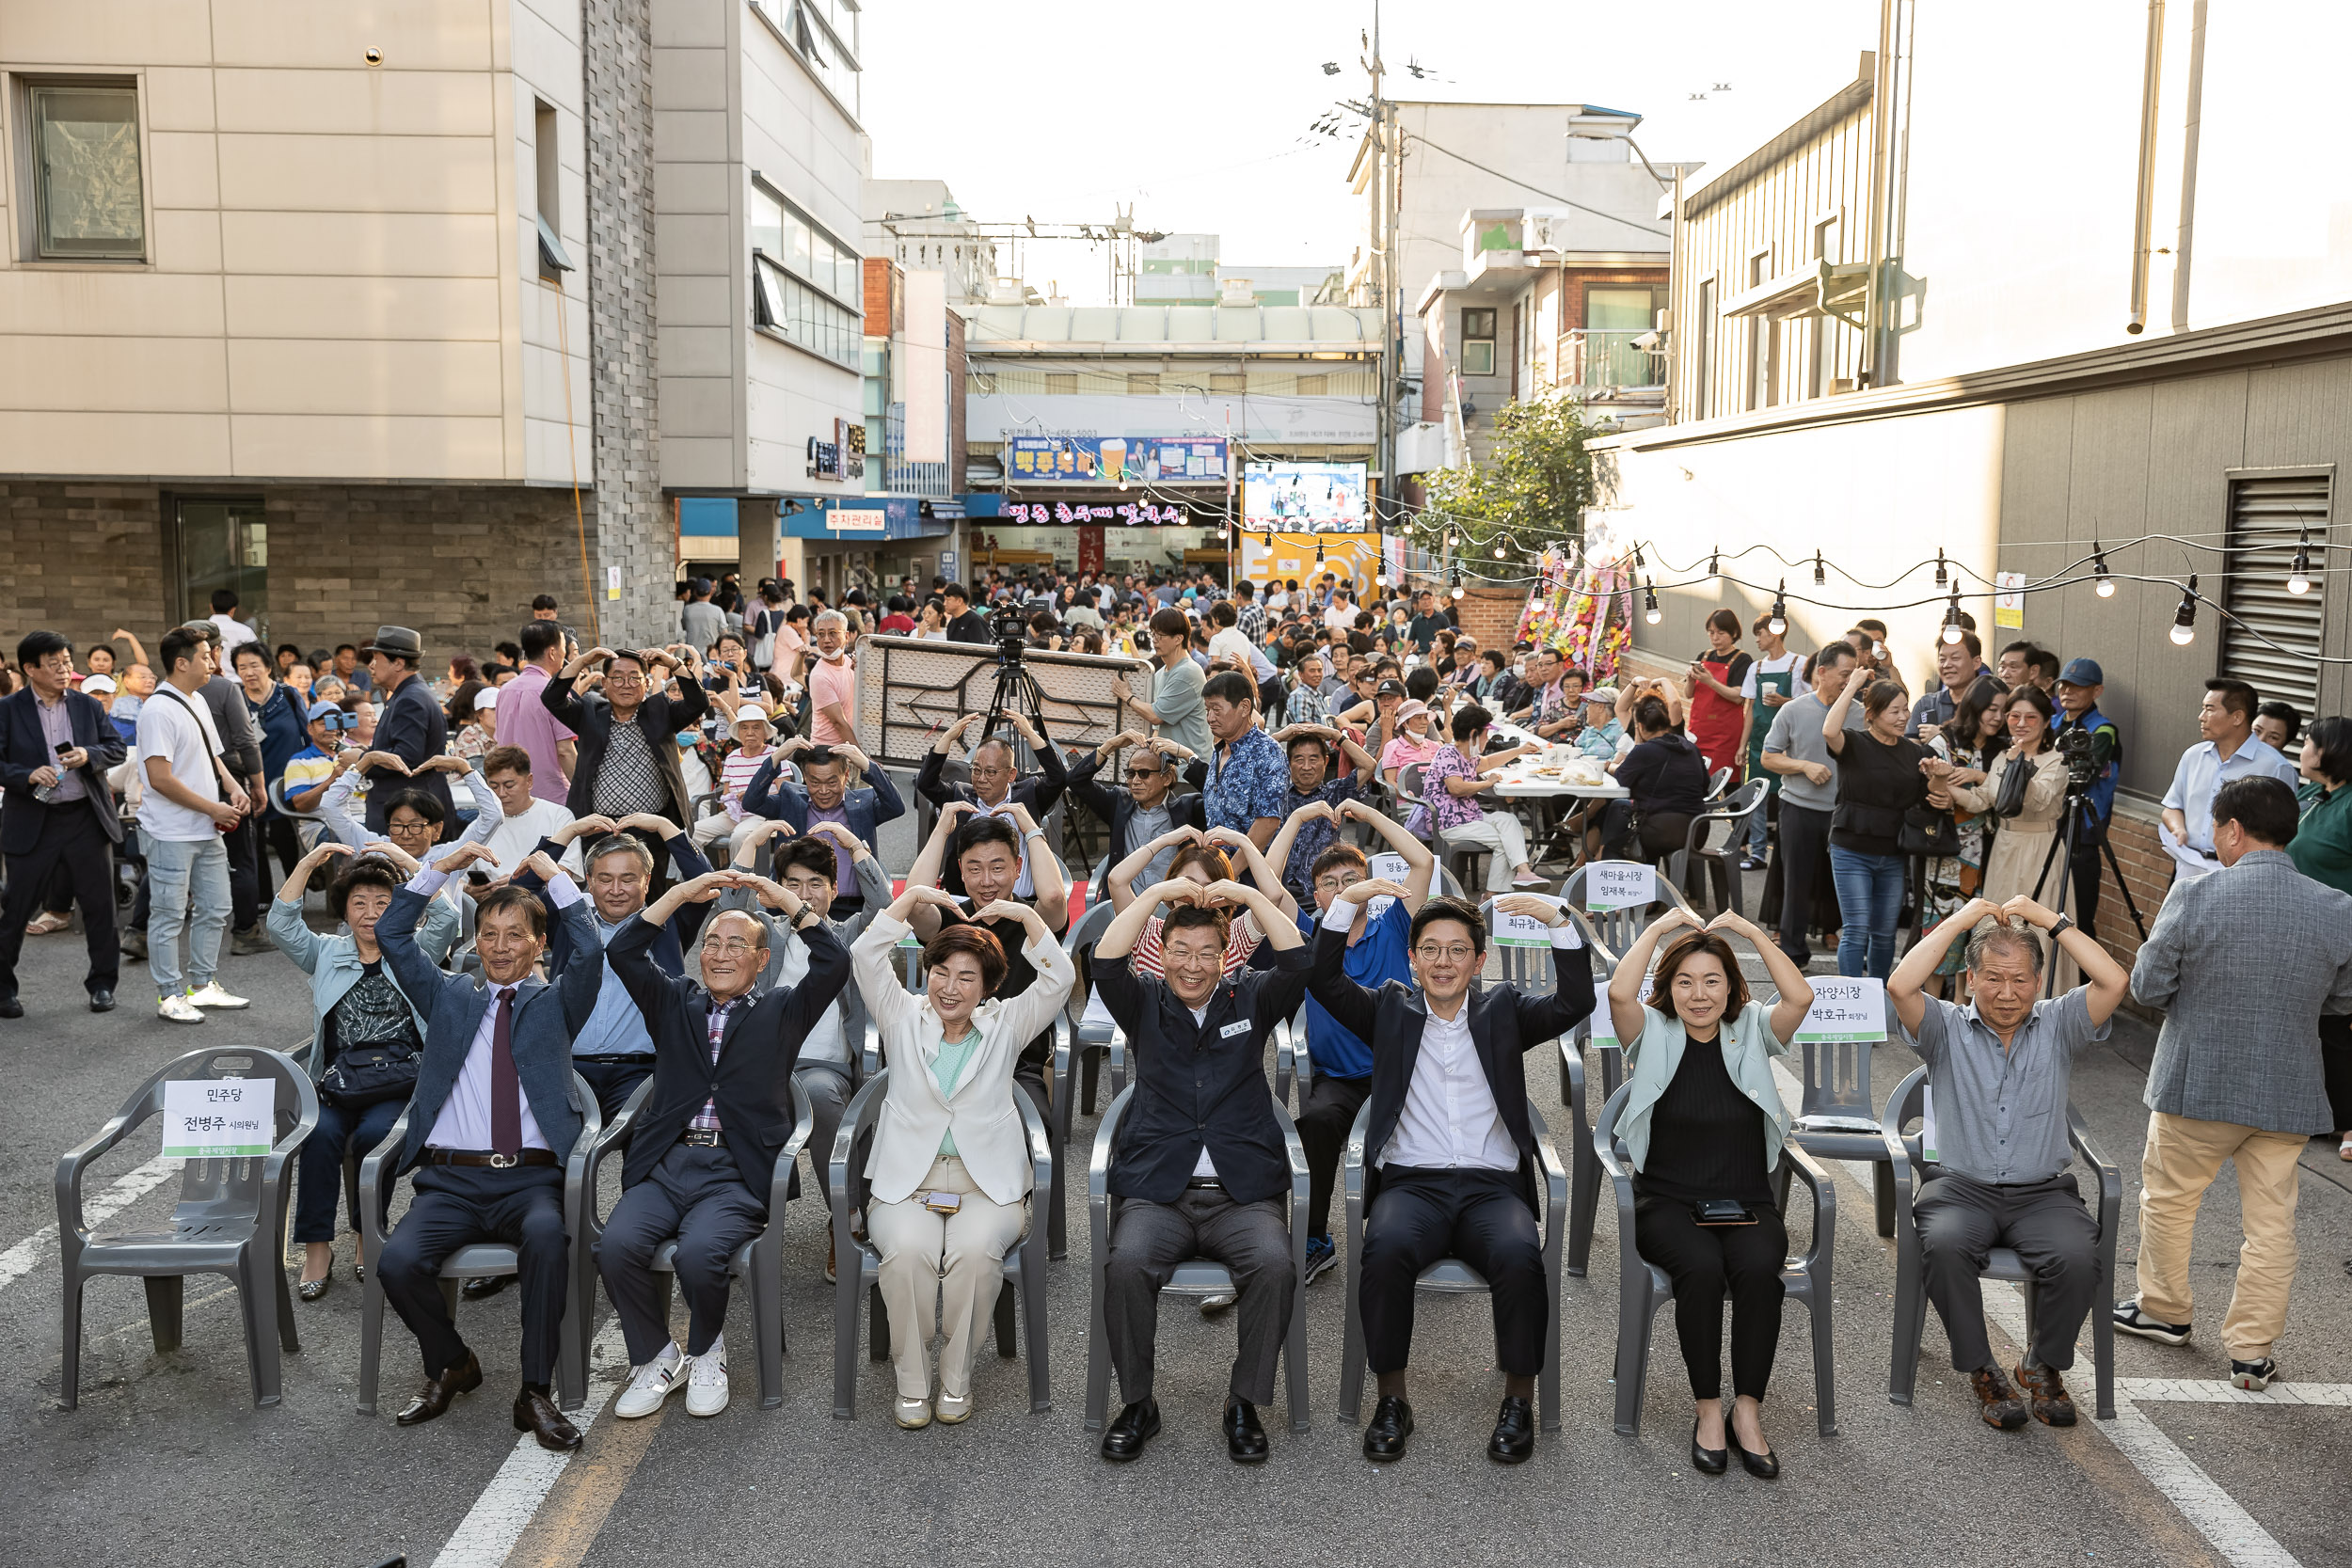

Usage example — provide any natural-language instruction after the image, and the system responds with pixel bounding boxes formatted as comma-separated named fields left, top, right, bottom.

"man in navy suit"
left=0, top=631, right=127, bottom=1017
left=374, top=840, right=600, bottom=1449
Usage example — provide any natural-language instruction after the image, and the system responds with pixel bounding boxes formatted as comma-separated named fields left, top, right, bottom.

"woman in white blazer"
left=850, top=884, right=1075, bottom=1430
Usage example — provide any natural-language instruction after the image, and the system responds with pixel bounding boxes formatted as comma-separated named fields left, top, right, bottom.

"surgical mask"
left=675, top=730, right=699, bottom=748
left=1512, top=662, right=1526, bottom=677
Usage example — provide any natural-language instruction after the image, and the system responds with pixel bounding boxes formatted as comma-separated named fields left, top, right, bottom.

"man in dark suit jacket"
left=1062, top=730, right=1207, bottom=893
left=1309, top=890, right=1594, bottom=1466
left=595, top=866, right=850, bottom=1419
left=543, top=642, right=710, bottom=829
left=360, top=626, right=453, bottom=833
left=737, top=736, right=905, bottom=917
left=374, top=843, right=600, bottom=1449
left=1091, top=878, right=1311, bottom=1465
left=0, top=631, right=127, bottom=1017
left=916, top=711, right=1068, bottom=899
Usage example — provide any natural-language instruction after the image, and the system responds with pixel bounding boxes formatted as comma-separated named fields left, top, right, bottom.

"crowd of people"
left=6, top=559, right=2350, bottom=1468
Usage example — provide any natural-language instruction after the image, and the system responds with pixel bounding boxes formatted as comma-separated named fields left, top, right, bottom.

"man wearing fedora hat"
left=362, top=626, right=453, bottom=835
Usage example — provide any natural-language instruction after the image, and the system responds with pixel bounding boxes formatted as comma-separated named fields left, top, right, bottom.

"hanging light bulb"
left=1493, top=542, right=1506, bottom=560
left=1812, top=551, right=1826, bottom=587
left=1767, top=579, right=1788, bottom=638
left=1708, top=547, right=1720, bottom=578
left=1449, top=566, right=1466, bottom=600
left=1313, top=538, right=1326, bottom=565
left=2288, top=532, right=2312, bottom=595
left=1932, top=549, right=1948, bottom=587
left=2169, top=576, right=2199, bottom=645
left=1447, top=530, right=1460, bottom=550
left=1643, top=578, right=1661, bottom=626
left=2092, top=541, right=2116, bottom=598
left=1939, top=593, right=1964, bottom=645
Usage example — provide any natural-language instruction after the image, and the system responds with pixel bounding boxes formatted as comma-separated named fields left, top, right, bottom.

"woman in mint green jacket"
left=1608, top=907, right=1813, bottom=1479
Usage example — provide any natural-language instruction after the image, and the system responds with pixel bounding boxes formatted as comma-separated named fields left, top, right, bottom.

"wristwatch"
left=2047, top=913, right=2074, bottom=938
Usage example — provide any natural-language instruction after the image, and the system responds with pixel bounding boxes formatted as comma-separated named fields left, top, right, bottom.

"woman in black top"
left=1596, top=696, right=1722, bottom=903
left=1820, top=667, right=1930, bottom=977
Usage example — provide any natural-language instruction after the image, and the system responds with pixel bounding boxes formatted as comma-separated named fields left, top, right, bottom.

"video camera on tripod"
left=987, top=602, right=1030, bottom=663
left=2054, top=723, right=2101, bottom=794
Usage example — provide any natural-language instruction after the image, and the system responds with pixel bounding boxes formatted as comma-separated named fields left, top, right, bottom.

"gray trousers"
left=794, top=1062, right=852, bottom=1208
left=1915, top=1170, right=2099, bottom=1373
left=595, top=1141, right=766, bottom=1365
left=1105, top=1186, right=1295, bottom=1407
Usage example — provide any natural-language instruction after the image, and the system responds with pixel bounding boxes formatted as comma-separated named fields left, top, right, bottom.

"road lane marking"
left=427, top=1318, right=628, bottom=1568
left=0, top=1155, right=180, bottom=1296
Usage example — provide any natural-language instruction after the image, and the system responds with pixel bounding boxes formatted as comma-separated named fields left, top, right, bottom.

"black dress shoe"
left=0, top=996, right=21, bottom=1020
left=1734, top=1437, right=1780, bottom=1480
left=87, top=989, right=114, bottom=1013
left=1362, top=1394, right=1414, bottom=1462
left=514, top=1385, right=581, bottom=1451
left=1224, top=1399, right=1269, bottom=1465
left=394, top=1351, right=483, bottom=1426
left=462, top=1273, right=516, bottom=1301
left=1690, top=1416, right=1728, bottom=1474
left=1486, top=1394, right=1535, bottom=1465
left=1100, top=1398, right=1160, bottom=1462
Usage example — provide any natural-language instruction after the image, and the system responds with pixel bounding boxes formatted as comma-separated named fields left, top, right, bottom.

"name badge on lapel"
left=1217, top=1020, right=1251, bottom=1039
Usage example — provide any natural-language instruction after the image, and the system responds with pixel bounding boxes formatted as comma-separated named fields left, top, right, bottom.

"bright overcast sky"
left=862, top=0, right=1882, bottom=301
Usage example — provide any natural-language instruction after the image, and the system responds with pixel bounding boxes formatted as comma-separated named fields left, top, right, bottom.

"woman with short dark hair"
left=850, top=880, right=1075, bottom=1429
left=1609, top=905, right=1814, bottom=1477
left=269, top=840, right=458, bottom=1297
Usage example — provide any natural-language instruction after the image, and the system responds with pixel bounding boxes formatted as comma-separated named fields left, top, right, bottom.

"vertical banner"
left=1077, top=527, right=1105, bottom=576
left=902, top=268, right=946, bottom=465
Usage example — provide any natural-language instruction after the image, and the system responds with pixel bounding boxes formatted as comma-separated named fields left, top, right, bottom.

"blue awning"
left=786, top=497, right=952, bottom=541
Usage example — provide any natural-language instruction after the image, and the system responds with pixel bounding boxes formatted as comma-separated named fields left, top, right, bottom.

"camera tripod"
left=977, top=637, right=1052, bottom=753
left=2027, top=788, right=2150, bottom=998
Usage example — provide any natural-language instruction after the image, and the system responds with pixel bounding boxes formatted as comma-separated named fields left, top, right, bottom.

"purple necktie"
left=490, top=988, right=521, bottom=1158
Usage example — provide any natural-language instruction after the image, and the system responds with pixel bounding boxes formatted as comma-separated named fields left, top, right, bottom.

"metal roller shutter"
left=2220, top=474, right=2329, bottom=716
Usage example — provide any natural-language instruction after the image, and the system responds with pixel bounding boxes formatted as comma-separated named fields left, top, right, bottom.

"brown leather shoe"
left=1970, top=1365, right=2028, bottom=1430
left=394, top=1350, right=483, bottom=1426
left=2013, top=1360, right=2078, bottom=1427
left=513, top=1385, right=582, bottom=1451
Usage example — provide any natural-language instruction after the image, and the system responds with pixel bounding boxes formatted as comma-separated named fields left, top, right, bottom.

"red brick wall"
left=1454, top=585, right=1527, bottom=651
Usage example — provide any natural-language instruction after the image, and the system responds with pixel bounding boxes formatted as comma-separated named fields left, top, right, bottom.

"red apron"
left=1690, top=654, right=1747, bottom=783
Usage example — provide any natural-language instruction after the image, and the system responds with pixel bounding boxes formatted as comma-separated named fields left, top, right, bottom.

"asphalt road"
left=5, top=837, right=2349, bottom=1568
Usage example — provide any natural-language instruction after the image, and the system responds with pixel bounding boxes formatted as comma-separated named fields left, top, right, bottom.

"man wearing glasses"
left=1309, top=890, right=1594, bottom=1465
left=598, top=866, right=850, bottom=1421
left=917, top=710, right=1069, bottom=900
left=544, top=642, right=711, bottom=837
left=1064, top=729, right=1207, bottom=892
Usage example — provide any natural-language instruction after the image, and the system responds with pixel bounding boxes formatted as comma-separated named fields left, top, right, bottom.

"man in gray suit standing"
left=2119, top=777, right=2352, bottom=1391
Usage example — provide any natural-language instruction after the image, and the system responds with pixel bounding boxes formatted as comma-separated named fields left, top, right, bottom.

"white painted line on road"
left=1761, top=1058, right=2309, bottom=1568
left=427, top=1317, right=628, bottom=1568
left=0, top=1155, right=179, bottom=1296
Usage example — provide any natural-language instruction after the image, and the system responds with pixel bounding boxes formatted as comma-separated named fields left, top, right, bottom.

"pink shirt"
left=499, top=664, right=577, bottom=804
left=808, top=653, right=856, bottom=746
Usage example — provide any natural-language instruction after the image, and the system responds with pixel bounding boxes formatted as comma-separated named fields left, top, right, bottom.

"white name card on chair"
left=161, top=1078, right=274, bottom=1159
left=1792, top=976, right=1886, bottom=1044
left=1582, top=860, right=1654, bottom=911
left=1495, top=895, right=1565, bottom=947
left=1363, top=852, right=1411, bottom=918
left=1586, top=972, right=1653, bottom=1050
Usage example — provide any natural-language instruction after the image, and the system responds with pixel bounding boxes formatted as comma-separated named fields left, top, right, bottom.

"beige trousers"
left=867, top=1154, right=1026, bottom=1400
left=2134, top=1111, right=2306, bottom=1361
left=1440, top=812, right=1533, bottom=890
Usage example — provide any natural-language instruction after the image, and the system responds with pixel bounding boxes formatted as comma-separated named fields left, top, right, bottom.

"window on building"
left=532, top=100, right=571, bottom=278
left=1046, top=372, right=1078, bottom=394
left=1583, top=288, right=1661, bottom=387
left=1746, top=251, right=1776, bottom=412
left=1460, top=308, right=1497, bottom=376
left=748, top=180, right=859, bottom=366
left=24, top=81, right=146, bottom=261
left=1211, top=372, right=1246, bottom=394
left=1694, top=278, right=1716, bottom=419
left=1126, top=372, right=1160, bottom=394
left=2220, top=473, right=2329, bottom=716
left=1809, top=216, right=1841, bottom=399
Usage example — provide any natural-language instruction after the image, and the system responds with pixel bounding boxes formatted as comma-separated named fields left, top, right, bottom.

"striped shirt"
left=719, top=745, right=770, bottom=819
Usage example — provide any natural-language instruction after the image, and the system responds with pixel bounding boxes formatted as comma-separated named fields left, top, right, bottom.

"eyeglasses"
left=1313, top=875, right=1362, bottom=894
left=702, top=937, right=760, bottom=957
left=605, top=673, right=645, bottom=686
left=1413, top=942, right=1477, bottom=962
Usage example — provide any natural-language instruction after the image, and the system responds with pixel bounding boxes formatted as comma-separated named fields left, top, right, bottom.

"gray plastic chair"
left=355, top=1070, right=603, bottom=1414
left=1666, top=776, right=1767, bottom=918
left=1271, top=1009, right=1311, bottom=1109
left=1790, top=1028, right=1899, bottom=1239
left=1083, top=1085, right=1312, bottom=1433
left=1059, top=898, right=1122, bottom=1117
left=57, top=1046, right=318, bottom=1409
left=577, top=1076, right=814, bottom=1410
left=1594, top=1083, right=1839, bottom=1437
left=1882, top=1066, right=2120, bottom=1419
left=1337, top=1094, right=1571, bottom=1432
left=827, top=1068, right=1052, bottom=1418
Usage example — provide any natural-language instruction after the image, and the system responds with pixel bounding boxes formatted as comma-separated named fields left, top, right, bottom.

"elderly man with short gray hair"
left=803, top=610, right=858, bottom=746
left=1888, top=893, right=2132, bottom=1432
left=2117, top=776, right=2352, bottom=1391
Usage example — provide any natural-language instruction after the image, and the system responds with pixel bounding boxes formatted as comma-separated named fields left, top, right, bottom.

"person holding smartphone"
left=1607, top=906, right=1815, bottom=1480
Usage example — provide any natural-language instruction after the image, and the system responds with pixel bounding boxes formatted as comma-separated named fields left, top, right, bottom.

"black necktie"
left=490, top=988, right=520, bottom=1158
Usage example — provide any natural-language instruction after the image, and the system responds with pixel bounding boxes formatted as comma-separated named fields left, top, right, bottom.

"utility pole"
left=1366, top=0, right=1399, bottom=586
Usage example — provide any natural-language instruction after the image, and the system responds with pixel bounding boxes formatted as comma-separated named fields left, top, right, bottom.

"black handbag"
left=319, top=1040, right=421, bottom=1109
left=1898, top=804, right=1961, bottom=858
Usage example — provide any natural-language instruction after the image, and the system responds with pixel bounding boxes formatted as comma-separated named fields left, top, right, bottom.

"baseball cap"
left=1375, top=678, right=1406, bottom=699
left=2057, top=657, right=2105, bottom=688
left=307, top=699, right=347, bottom=724
left=471, top=687, right=499, bottom=710
left=1585, top=686, right=1621, bottom=706
left=83, top=673, right=117, bottom=694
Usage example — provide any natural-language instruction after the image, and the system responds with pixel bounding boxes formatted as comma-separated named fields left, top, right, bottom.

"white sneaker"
left=614, top=1342, right=684, bottom=1418
left=157, top=994, right=205, bottom=1025
left=185, top=982, right=249, bottom=1010
left=685, top=1338, right=730, bottom=1417
left=934, top=1388, right=974, bottom=1424
left=894, top=1394, right=932, bottom=1430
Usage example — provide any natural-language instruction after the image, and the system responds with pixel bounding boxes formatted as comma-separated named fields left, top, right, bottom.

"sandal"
left=2338, top=1135, right=2351, bottom=1163
left=24, top=913, right=71, bottom=936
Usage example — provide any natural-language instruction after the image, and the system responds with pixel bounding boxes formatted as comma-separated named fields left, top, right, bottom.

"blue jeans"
left=1742, top=790, right=1770, bottom=859
left=143, top=831, right=230, bottom=998
left=294, top=1096, right=404, bottom=1243
left=1828, top=844, right=1905, bottom=978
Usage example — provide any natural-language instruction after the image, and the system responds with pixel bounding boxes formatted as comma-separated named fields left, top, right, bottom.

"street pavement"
left=5, top=837, right=2350, bottom=1568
